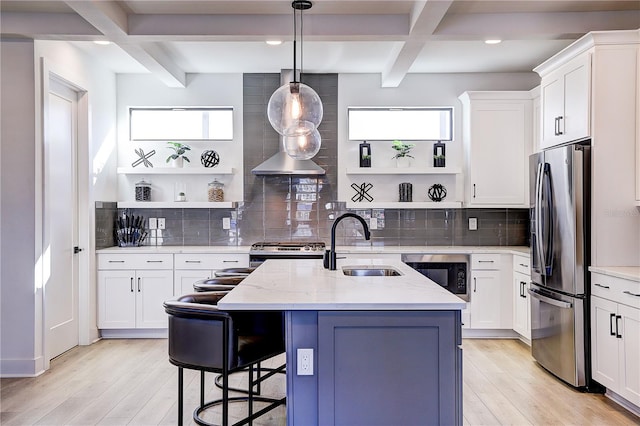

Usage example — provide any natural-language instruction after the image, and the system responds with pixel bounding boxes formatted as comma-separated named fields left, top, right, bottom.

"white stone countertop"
left=589, top=266, right=640, bottom=282
left=97, top=245, right=530, bottom=256
left=217, top=258, right=467, bottom=311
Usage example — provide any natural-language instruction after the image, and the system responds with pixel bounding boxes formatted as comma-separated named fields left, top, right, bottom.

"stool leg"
left=222, top=366, right=228, bottom=426
left=178, top=367, right=184, bottom=426
left=248, top=365, right=254, bottom=425
left=200, top=370, right=205, bottom=408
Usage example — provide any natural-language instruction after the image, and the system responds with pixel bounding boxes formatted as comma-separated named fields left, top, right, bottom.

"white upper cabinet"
left=459, top=92, right=532, bottom=208
left=538, top=53, right=591, bottom=150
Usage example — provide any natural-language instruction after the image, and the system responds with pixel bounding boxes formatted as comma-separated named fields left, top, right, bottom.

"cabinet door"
left=174, top=269, right=213, bottom=296
left=98, top=270, right=136, bottom=329
left=470, top=270, right=503, bottom=329
left=469, top=102, right=527, bottom=206
left=618, top=304, right=640, bottom=406
left=561, top=54, right=590, bottom=143
left=541, top=73, right=564, bottom=149
left=136, top=270, right=174, bottom=328
left=590, top=296, right=619, bottom=390
left=513, top=272, right=530, bottom=339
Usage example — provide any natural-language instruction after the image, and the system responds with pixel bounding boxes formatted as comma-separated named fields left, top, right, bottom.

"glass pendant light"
left=267, top=0, right=323, bottom=160
left=284, top=129, right=321, bottom=160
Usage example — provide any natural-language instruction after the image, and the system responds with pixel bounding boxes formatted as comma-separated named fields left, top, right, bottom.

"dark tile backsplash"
left=98, top=74, right=530, bottom=249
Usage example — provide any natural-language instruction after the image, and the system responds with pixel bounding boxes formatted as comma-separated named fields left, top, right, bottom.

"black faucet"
left=325, top=213, right=371, bottom=270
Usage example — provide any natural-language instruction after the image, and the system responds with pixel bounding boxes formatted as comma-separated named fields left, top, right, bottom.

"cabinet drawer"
left=98, top=253, right=173, bottom=270
left=513, top=255, right=530, bottom=275
left=471, top=254, right=501, bottom=270
left=174, top=253, right=249, bottom=270
left=591, top=273, right=640, bottom=309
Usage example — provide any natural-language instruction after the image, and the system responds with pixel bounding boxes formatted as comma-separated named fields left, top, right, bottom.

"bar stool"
left=214, top=267, right=256, bottom=277
left=193, top=276, right=245, bottom=292
left=164, top=292, right=285, bottom=426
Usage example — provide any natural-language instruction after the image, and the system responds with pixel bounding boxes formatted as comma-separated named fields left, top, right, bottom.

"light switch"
left=148, top=218, right=157, bottom=230
left=222, top=217, right=231, bottom=230
left=469, top=218, right=478, bottom=231
left=369, top=217, right=378, bottom=230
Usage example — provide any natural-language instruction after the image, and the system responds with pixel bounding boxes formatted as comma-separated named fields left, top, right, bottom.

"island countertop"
left=217, top=258, right=466, bottom=311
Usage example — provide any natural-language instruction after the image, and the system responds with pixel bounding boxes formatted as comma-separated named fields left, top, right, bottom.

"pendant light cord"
left=292, top=5, right=298, bottom=82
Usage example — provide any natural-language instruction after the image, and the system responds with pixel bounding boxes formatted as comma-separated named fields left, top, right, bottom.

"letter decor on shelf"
left=351, top=182, right=373, bottom=202
left=131, top=148, right=156, bottom=168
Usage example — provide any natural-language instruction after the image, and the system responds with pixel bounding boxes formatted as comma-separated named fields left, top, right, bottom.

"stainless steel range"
left=249, top=241, right=326, bottom=267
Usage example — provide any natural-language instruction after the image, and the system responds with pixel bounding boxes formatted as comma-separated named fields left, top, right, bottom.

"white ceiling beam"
left=381, top=0, right=454, bottom=87
left=434, top=10, right=640, bottom=40
left=0, top=12, right=101, bottom=38
left=64, top=0, right=186, bottom=88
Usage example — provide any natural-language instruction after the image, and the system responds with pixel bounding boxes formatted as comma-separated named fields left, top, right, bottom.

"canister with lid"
left=135, top=180, right=151, bottom=201
left=208, top=179, right=224, bottom=202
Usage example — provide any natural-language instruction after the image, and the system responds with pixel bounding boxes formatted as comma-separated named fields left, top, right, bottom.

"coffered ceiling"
left=2, top=1, right=639, bottom=87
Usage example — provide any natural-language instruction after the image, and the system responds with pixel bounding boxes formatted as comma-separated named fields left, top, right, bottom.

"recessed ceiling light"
left=94, top=40, right=112, bottom=46
left=266, top=40, right=283, bottom=46
left=485, top=39, right=502, bottom=45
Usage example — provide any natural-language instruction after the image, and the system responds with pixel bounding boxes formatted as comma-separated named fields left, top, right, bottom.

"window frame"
left=129, top=106, right=234, bottom=141
left=347, top=106, right=454, bottom=142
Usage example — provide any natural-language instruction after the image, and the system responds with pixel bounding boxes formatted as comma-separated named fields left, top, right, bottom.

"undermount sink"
left=342, top=265, right=403, bottom=277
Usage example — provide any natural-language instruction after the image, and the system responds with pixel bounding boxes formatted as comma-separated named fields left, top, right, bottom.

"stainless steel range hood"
left=251, top=69, right=325, bottom=176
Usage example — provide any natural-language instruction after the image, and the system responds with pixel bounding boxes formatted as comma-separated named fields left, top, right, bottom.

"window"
left=348, top=107, right=453, bottom=141
left=129, top=107, right=233, bottom=141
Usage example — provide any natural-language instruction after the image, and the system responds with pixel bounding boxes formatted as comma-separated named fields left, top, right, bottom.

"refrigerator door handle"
left=528, top=288, right=572, bottom=309
left=541, top=163, right=554, bottom=276
left=535, top=163, right=546, bottom=276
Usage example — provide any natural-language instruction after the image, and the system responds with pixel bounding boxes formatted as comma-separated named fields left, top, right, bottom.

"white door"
left=590, top=296, right=619, bottom=390
left=136, top=270, right=173, bottom=328
left=44, top=77, right=79, bottom=359
left=618, top=304, right=640, bottom=406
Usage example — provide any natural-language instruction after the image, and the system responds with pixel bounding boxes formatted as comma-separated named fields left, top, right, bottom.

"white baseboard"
left=605, top=389, right=640, bottom=417
left=0, top=355, right=45, bottom=378
left=462, top=329, right=519, bottom=339
left=100, top=329, right=168, bottom=339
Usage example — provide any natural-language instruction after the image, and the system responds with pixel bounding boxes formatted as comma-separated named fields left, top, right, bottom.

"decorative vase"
left=396, top=156, right=411, bottom=168
left=171, top=157, right=184, bottom=168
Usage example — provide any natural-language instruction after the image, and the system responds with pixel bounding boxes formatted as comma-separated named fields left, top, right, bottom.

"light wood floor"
left=1, top=338, right=638, bottom=425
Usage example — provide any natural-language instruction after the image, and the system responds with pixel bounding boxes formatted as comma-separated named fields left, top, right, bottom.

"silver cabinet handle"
left=130, top=277, right=134, bottom=292
left=594, top=283, right=610, bottom=289
left=623, top=290, right=640, bottom=297
left=137, top=277, right=141, bottom=292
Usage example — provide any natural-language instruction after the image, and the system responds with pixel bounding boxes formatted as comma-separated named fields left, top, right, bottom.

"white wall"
left=0, top=39, right=117, bottom=376
left=337, top=72, right=540, bottom=203
left=1, top=39, right=38, bottom=376
left=116, top=74, right=244, bottom=204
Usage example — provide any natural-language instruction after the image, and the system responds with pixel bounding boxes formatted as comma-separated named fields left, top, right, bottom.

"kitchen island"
left=218, top=258, right=466, bottom=425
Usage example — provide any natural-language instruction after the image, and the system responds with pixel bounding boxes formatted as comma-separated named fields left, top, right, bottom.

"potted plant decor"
left=166, top=141, right=191, bottom=167
left=391, top=140, right=415, bottom=168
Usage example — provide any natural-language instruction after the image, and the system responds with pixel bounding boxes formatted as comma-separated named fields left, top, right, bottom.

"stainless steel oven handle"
left=528, top=288, right=572, bottom=309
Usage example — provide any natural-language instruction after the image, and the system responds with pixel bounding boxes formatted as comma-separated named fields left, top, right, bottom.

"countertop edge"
left=589, top=266, right=640, bottom=282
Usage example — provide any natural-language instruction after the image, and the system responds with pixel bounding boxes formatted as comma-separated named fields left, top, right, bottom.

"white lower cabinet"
left=468, top=254, right=512, bottom=329
left=512, top=255, right=531, bottom=340
left=97, top=253, right=174, bottom=330
left=591, top=272, right=640, bottom=407
left=98, top=269, right=173, bottom=329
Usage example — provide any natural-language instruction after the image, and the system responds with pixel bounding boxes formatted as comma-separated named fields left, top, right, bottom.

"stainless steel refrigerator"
left=529, top=140, right=600, bottom=390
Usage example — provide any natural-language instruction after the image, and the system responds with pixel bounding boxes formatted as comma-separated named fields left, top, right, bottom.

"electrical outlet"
left=148, top=218, right=157, bottom=230
left=222, top=217, right=231, bottom=230
left=297, top=348, right=313, bottom=376
left=158, top=218, right=166, bottom=230
left=469, top=217, right=478, bottom=231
